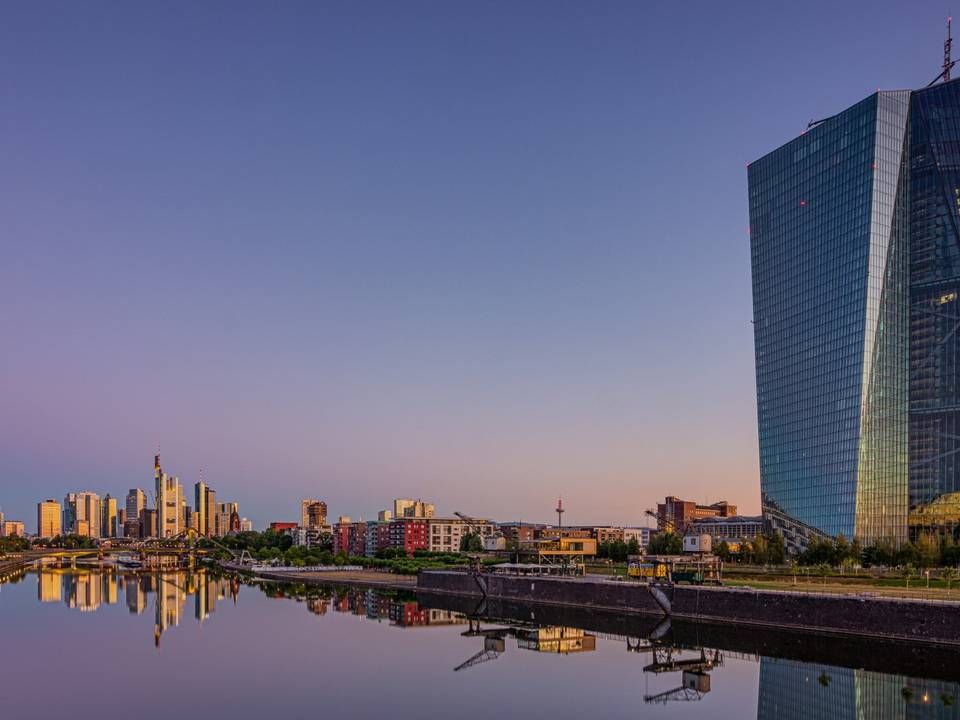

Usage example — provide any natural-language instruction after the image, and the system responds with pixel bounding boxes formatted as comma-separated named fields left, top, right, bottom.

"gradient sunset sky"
left=0, top=2, right=947, bottom=529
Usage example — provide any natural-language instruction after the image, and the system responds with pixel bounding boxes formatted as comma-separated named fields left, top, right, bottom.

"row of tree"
left=799, top=533, right=960, bottom=568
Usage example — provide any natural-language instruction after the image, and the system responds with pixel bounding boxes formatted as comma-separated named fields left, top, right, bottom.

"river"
left=0, top=566, right=957, bottom=719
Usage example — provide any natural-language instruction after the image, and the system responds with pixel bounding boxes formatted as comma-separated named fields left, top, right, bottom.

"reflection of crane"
left=454, top=635, right=506, bottom=671
left=644, top=683, right=706, bottom=704
left=643, top=647, right=722, bottom=704
left=454, top=617, right=511, bottom=672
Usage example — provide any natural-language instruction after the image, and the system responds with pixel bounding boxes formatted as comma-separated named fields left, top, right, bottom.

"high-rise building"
left=37, top=499, right=61, bottom=538
left=203, top=487, right=216, bottom=537
left=393, top=498, right=435, bottom=519
left=101, top=494, right=118, bottom=538
left=140, top=509, right=158, bottom=538
left=301, top=499, right=327, bottom=528
left=63, top=492, right=101, bottom=538
left=125, top=489, right=146, bottom=539
left=749, top=74, right=960, bottom=549
left=155, top=454, right=184, bottom=538
left=195, top=481, right=218, bottom=537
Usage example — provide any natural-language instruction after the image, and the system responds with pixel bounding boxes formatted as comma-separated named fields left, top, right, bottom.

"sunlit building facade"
left=37, top=499, right=61, bottom=538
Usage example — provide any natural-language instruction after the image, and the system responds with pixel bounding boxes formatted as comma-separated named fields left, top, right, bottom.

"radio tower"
left=945, top=16, right=953, bottom=82
left=555, top=497, right=564, bottom=537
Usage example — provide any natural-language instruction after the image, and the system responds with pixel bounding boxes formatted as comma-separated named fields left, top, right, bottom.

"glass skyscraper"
left=750, top=78, right=960, bottom=548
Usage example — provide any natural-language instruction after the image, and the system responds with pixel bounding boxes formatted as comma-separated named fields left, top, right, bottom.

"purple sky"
left=0, top=2, right=948, bottom=530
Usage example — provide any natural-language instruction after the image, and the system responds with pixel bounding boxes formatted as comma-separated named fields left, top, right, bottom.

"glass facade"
left=909, top=80, right=960, bottom=538
left=757, top=657, right=960, bottom=720
left=749, top=91, right=911, bottom=547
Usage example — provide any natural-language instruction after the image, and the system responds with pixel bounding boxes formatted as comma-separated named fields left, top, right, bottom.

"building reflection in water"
left=23, top=569, right=960, bottom=718
left=35, top=567, right=237, bottom=647
left=758, top=657, right=959, bottom=719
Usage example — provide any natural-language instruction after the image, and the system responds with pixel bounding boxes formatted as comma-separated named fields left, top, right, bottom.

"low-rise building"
left=483, top=535, right=506, bottom=551
left=688, top=515, right=765, bottom=541
left=1, top=520, right=25, bottom=537
left=427, top=517, right=494, bottom=553
left=269, top=522, right=298, bottom=534
left=622, top=527, right=651, bottom=548
left=656, top=496, right=737, bottom=534
left=389, top=518, right=428, bottom=555
left=497, top=523, right=538, bottom=544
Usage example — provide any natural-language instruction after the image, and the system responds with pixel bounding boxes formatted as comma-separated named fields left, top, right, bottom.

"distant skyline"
left=0, top=1, right=950, bottom=528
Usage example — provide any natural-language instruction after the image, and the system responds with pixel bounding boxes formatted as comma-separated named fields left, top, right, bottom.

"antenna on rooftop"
left=928, top=17, right=957, bottom=86
left=946, top=16, right=953, bottom=82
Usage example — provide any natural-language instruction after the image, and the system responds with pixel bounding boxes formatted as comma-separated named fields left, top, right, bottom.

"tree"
left=752, top=535, right=769, bottom=565
left=715, top=540, right=732, bottom=562
left=915, top=533, right=940, bottom=568
left=626, top=538, right=641, bottom=557
left=767, top=533, right=786, bottom=565
left=647, top=532, right=682, bottom=555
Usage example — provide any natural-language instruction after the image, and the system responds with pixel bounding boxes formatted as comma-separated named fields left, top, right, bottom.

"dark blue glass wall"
left=749, top=92, right=910, bottom=547
left=909, top=79, right=960, bottom=536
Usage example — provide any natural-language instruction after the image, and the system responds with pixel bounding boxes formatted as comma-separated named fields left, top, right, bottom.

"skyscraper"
left=125, top=489, right=146, bottom=538
left=37, top=499, right=61, bottom=538
left=155, top=454, right=184, bottom=538
left=101, top=494, right=118, bottom=538
left=63, top=492, right=102, bottom=538
left=195, top=481, right=217, bottom=537
left=750, top=73, right=960, bottom=549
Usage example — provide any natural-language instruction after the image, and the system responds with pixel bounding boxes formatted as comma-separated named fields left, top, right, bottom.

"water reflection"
left=28, top=565, right=239, bottom=647
left=3, top=567, right=958, bottom=719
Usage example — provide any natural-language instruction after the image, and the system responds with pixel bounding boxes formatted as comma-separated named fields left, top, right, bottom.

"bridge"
left=25, top=530, right=243, bottom=568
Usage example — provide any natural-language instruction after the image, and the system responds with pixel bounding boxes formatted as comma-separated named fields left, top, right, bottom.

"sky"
left=0, top=1, right=950, bottom=530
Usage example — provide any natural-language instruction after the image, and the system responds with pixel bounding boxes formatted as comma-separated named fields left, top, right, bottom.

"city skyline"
left=1, top=3, right=949, bottom=528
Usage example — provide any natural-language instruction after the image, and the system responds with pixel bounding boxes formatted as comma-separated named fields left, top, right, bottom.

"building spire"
left=945, top=16, right=953, bottom=82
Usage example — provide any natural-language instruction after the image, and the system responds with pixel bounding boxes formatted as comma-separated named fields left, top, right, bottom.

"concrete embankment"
left=417, top=570, right=960, bottom=646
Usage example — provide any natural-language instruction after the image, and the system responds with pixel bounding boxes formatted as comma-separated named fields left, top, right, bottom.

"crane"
left=645, top=509, right=679, bottom=535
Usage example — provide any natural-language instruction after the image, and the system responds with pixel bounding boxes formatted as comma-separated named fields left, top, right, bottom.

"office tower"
left=907, top=79, right=960, bottom=538
left=125, top=489, right=146, bottom=538
left=204, top=487, right=216, bottom=537
left=750, top=86, right=915, bottom=548
left=378, top=509, right=393, bottom=522
left=101, top=494, right=118, bottom=538
left=195, top=481, right=217, bottom=537
left=751, top=60, right=960, bottom=548
left=195, top=481, right=207, bottom=536
left=37, top=499, right=62, bottom=538
left=154, top=454, right=184, bottom=538
left=63, top=492, right=101, bottom=538
left=140, top=508, right=158, bottom=538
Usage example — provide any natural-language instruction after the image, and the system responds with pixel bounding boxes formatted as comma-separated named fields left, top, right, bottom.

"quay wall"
left=417, top=571, right=960, bottom=646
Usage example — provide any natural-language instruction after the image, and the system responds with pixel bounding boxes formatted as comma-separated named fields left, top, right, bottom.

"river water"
left=1, top=566, right=957, bottom=719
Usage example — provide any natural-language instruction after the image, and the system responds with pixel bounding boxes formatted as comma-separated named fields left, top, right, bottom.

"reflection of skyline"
left=758, top=657, right=960, bottom=720
left=34, top=568, right=236, bottom=647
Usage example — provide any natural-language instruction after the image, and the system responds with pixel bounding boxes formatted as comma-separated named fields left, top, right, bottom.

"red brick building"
left=389, top=518, right=428, bottom=555
left=656, top=497, right=737, bottom=535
